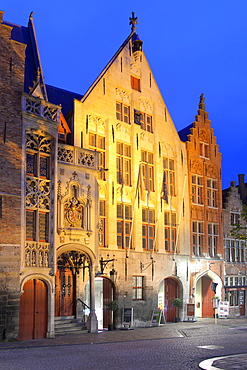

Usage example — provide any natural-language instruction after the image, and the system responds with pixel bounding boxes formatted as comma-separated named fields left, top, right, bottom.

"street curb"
left=199, top=356, right=224, bottom=370
left=199, top=353, right=247, bottom=370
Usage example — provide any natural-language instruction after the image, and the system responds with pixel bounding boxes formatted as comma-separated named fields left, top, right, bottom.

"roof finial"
left=199, top=93, right=206, bottom=110
left=29, top=11, right=34, bottom=21
left=129, top=12, right=138, bottom=33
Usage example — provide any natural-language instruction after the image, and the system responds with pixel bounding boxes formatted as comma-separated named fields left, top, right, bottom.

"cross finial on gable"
left=129, top=12, right=138, bottom=32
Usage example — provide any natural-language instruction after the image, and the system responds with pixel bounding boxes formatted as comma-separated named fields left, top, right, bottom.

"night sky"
left=2, top=0, right=247, bottom=189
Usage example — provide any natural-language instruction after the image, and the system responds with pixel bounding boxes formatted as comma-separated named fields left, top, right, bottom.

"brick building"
left=223, top=177, right=247, bottom=317
left=179, top=95, right=224, bottom=319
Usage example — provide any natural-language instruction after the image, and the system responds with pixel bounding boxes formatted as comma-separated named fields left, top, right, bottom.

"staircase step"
left=54, top=316, right=87, bottom=335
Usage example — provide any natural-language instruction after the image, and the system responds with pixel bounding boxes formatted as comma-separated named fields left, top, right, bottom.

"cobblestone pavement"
left=1, top=318, right=247, bottom=369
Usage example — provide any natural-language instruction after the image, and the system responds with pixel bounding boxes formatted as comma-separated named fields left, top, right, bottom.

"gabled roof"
left=3, top=13, right=47, bottom=99
left=178, top=123, right=193, bottom=142
left=81, top=32, right=134, bottom=103
left=46, top=85, right=83, bottom=117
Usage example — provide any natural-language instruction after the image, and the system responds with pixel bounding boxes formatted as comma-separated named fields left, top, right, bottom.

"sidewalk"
left=1, top=318, right=247, bottom=369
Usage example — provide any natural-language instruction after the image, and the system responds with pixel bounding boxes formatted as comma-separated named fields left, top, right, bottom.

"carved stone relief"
left=199, top=128, right=209, bottom=143
left=191, top=159, right=203, bottom=175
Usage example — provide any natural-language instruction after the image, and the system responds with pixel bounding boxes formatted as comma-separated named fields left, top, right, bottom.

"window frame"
left=191, top=174, right=203, bottom=205
left=192, top=221, right=203, bottom=256
left=116, top=142, right=131, bottom=186
left=207, top=178, right=218, bottom=208
left=132, top=276, right=144, bottom=300
left=164, top=212, right=177, bottom=252
left=116, top=102, right=130, bottom=123
left=141, top=151, right=154, bottom=192
left=89, top=132, right=106, bottom=180
left=142, top=208, right=155, bottom=250
left=163, top=157, right=176, bottom=197
left=117, top=203, right=132, bottom=249
left=208, top=222, right=218, bottom=257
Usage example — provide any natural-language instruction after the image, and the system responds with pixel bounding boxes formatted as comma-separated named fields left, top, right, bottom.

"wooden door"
left=164, top=278, right=178, bottom=322
left=202, top=276, right=214, bottom=317
left=55, top=266, right=75, bottom=317
left=103, top=278, right=113, bottom=328
left=19, top=279, right=48, bottom=341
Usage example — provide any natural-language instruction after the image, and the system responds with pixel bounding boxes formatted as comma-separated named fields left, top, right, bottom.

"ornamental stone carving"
left=130, top=63, right=140, bottom=76
left=140, top=98, right=153, bottom=113
left=115, top=88, right=131, bottom=103
left=191, top=159, right=203, bottom=175
left=199, top=129, right=209, bottom=143
left=206, top=164, right=218, bottom=178
left=88, top=114, right=106, bottom=131
left=26, top=132, right=51, bottom=153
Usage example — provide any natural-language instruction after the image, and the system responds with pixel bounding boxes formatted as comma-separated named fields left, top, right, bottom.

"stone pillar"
left=87, top=265, right=98, bottom=333
left=46, top=279, right=55, bottom=338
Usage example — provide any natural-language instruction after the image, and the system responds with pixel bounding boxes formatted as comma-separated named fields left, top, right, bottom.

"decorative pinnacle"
left=199, top=93, right=206, bottom=111
left=129, top=12, right=138, bottom=32
left=29, top=11, right=34, bottom=21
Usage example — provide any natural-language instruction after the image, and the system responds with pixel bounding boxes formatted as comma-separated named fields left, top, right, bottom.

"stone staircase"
left=54, top=316, right=88, bottom=335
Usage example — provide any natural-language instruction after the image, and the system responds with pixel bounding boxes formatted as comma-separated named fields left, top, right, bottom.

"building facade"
left=0, top=11, right=225, bottom=341
left=223, top=178, right=247, bottom=317
left=179, top=95, right=224, bottom=319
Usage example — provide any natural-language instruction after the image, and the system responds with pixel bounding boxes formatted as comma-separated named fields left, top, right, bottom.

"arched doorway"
left=159, top=278, right=180, bottom=322
left=85, top=277, right=114, bottom=330
left=19, top=279, right=48, bottom=341
left=55, top=250, right=90, bottom=317
left=195, top=272, right=222, bottom=318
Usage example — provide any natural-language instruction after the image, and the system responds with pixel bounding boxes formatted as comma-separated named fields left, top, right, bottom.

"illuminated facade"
left=178, top=96, right=224, bottom=318
left=0, top=10, right=225, bottom=341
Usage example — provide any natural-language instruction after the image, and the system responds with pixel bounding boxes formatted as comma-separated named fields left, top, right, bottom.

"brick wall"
left=0, top=14, right=25, bottom=340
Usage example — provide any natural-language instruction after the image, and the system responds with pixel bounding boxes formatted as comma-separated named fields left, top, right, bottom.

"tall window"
left=200, top=142, right=209, bottom=158
left=141, top=151, right=154, bottom=191
left=116, top=102, right=130, bottom=123
left=26, top=210, right=49, bottom=242
left=117, top=204, right=132, bottom=249
left=163, top=158, right=175, bottom=196
left=164, top=212, right=176, bottom=251
left=132, top=276, right=143, bottom=300
left=208, top=223, right=218, bottom=257
left=207, top=178, right=217, bottom=207
left=142, top=208, right=155, bottom=250
left=192, top=221, right=203, bottom=256
left=225, top=239, right=245, bottom=263
left=116, top=142, right=131, bottom=185
left=191, top=175, right=203, bottom=204
left=89, top=133, right=106, bottom=180
left=26, top=134, right=50, bottom=244
left=131, top=76, right=140, bottom=91
left=231, top=213, right=240, bottom=226
left=99, top=200, right=106, bottom=247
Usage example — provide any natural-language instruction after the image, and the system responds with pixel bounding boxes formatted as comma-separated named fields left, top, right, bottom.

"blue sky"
left=1, top=0, right=247, bottom=189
